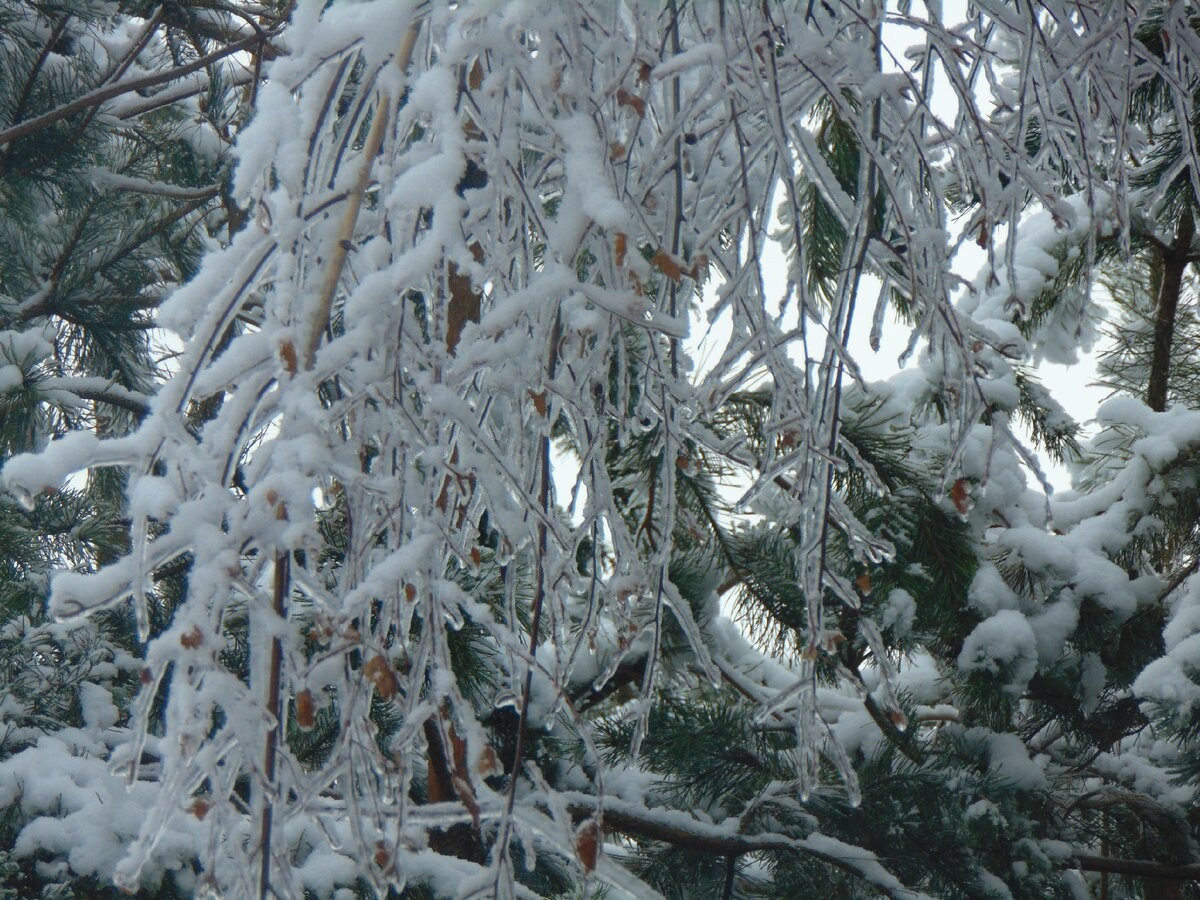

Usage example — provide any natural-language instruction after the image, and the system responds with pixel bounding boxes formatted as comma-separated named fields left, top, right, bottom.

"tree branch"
left=1147, top=207, right=1194, bottom=412
left=1071, top=854, right=1200, bottom=882
left=0, top=31, right=272, bottom=147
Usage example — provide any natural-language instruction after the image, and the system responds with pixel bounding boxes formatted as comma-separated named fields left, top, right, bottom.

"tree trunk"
left=1147, top=208, right=1194, bottom=412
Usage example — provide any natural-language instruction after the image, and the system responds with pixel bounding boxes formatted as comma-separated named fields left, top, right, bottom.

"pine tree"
left=0, top=2, right=278, bottom=895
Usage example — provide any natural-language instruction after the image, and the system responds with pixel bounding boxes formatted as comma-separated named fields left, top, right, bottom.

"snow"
left=6, top=0, right=1200, bottom=897
left=957, top=610, right=1038, bottom=695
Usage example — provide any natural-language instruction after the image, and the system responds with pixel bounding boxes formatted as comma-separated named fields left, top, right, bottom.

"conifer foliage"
left=5, top=1, right=1200, bottom=898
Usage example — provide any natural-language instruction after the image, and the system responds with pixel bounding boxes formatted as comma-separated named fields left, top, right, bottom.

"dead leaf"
left=279, top=340, right=298, bottom=375
left=855, top=573, right=872, bottom=595
left=364, top=655, right=398, bottom=700
left=575, top=820, right=601, bottom=872
left=468, top=57, right=484, bottom=90
left=453, top=772, right=482, bottom=830
left=950, top=478, right=971, bottom=515
left=404, top=582, right=417, bottom=602
left=616, top=88, right=646, bottom=118
left=296, top=689, right=316, bottom=730
left=529, top=389, right=548, bottom=417
left=470, top=547, right=482, bottom=567
left=614, top=232, right=628, bottom=269
left=476, top=744, right=501, bottom=777
left=180, top=626, right=204, bottom=649
left=651, top=249, right=683, bottom=283
left=447, top=262, right=481, bottom=354
left=610, top=140, right=627, bottom=161
left=190, top=798, right=210, bottom=820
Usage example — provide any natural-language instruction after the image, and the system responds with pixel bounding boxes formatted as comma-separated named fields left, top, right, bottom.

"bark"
left=1147, top=208, right=1195, bottom=412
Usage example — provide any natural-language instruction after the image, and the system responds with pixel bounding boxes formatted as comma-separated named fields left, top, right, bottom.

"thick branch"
left=563, top=797, right=919, bottom=900
left=1147, top=208, right=1194, bottom=412
left=1071, top=854, right=1200, bottom=882
left=0, top=32, right=270, bottom=147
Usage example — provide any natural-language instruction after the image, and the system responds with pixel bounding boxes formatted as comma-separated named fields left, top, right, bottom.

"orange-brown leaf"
left=364, top=655, right=398, bottom=700
left=296, top=689, right=316, bottom=730
left=180, top=626, right=204, bottom=649
left=190, top=798, right=210, bottom=820
left=616, top=88, right=646, bottom=118
left=476, top=744, right=501, bottom=777
left=855, top=573, right=872, bottom=595
left=950, top=478, right=971, bottom=515
left=614, top=232, right=628, bottom=269
left=279, top=340, right=298, bottom=375
left=651, top=249, right=683, bottom=283
left=575, top=820, right=601, bottom=872
left=529, top=389, right=548, bottom=417
left=404, top=582, right=417, bottom=602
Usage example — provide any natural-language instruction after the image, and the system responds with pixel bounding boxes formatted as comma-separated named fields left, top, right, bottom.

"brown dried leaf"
left=855, top=573, right=872, bottom=595
left=180, top=626, right=204, bottom=649
left=404, top=582, right=417, bottom=602
left=616, top=88, right=646, bottom=118
left=446, top=262, right=482, bottom=354
left=364, top=655, right=398, bottom=700
left=279, top=340, right=298, bottom=375
left=651, top=249, right=683, bottom=283
left=614, top=232, right=628, bottom=269
left=529, top=389, right=548, bottom=417
left=610, top=140, right=627, bottom=161
left=950, top=478, right=971, bottom=515
left=296, top=689, right=316, bottom=730
left=468, top=57, right=484, bottom=90
left=190, top=798, right=210, bottom=820
left=453, top=772, right=482, bottom=830
left=475, top=744, right=501, bottom=777
left=575, top=820, right=601, bottom=872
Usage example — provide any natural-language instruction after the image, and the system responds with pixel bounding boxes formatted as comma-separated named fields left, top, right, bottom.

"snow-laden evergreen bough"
left=6, top=0, right=1200, bottom=896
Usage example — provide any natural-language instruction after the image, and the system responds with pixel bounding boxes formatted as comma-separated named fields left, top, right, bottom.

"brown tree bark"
left=1147, top=208, right=1195, bottom=412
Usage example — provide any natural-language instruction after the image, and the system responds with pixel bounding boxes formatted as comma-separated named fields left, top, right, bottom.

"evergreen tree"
left=0, top=1, right=278, bottom=895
